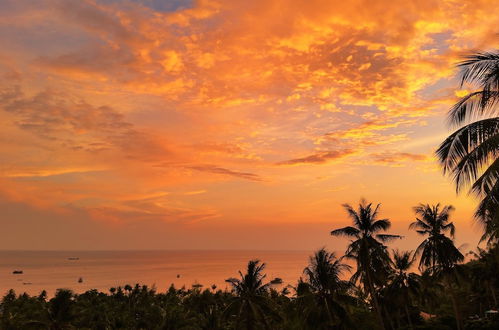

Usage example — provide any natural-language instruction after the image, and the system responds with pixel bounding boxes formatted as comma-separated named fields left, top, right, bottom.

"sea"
left=0, top=250, right=312, bottom=297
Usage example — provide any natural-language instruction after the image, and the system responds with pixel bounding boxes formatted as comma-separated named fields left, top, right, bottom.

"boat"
left=67, top=257, right=80, bottom=260
left=12, top=270, right=23, bottom=274
left=78, top=277, right=83, bottom=283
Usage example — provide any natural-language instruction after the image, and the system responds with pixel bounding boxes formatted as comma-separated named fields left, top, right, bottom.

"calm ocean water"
left=0, top=250, right=312, bottom=296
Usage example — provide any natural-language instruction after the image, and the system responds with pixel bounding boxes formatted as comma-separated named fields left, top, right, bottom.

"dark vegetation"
left=1, top=51, right=499, bottom=329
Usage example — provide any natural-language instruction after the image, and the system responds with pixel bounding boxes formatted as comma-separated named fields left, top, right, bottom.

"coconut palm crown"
left=409, top=204, right=464, bottom=273
left=331, top=200, right=401, bottom=330
left=436, top=52, right=499, bottom=241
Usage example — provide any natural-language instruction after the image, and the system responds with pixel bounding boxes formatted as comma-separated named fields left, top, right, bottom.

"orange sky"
left=0, top=0, right=496, bottom=251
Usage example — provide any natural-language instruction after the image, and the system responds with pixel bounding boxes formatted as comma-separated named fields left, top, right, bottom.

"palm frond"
left=439, top=50, right=499, bottom=246
left=471, top=157, right=499, bottom=196
left=448, top=90, right=499, bottom=126
left=451, top=133, right=499, bottom=192
left=371, top=219, right=391, bottom=233
left=442, top=222, right=456, bottom=237
left=436, top=117, right=499, bottom=173
left=474, top=180, right=499, bottom=226
left=458, top=52, right=499, bottom=87
left=376, top=234, right=402, bottom=243
left=341, top=203, right=362, bottom=228
left=409, top=218, right=431, bottom=231
left=331, top=226, right=360, bottom=238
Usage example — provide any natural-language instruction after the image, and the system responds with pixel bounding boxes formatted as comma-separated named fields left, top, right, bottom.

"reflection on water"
left=0, top=250, right=311, bottom=296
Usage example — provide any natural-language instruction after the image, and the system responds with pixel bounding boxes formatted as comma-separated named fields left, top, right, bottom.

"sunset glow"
left=1, top=0, right=496, bottom=250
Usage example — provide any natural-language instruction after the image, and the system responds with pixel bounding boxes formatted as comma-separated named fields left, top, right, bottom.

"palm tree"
left=331, top=200, right=401, bottom=330
left=298, top=248, right=353, bottom=329
left=386, top=250, right=420, bottom=329
left=224, top=260, right=280, bottom=330
left=410, top=203, right=464, bottom=330
left=409, top=204, right=464, bottom=273
left=436, top=52, right=499, bottom=241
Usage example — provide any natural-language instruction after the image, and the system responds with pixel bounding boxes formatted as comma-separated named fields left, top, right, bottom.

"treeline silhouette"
left=1, top=201, right=498, bottom=330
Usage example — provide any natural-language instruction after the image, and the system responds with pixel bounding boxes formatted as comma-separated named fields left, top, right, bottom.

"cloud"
left=183, top=190, right=207, bottom=195
left=2, top=167, right=106, bottom=179
left=54, top=0, right=137, bottom=43
left=89, top=205, right=219, bottom=223
left=190, top=142, right=244, bottom=154
left=370, top=151, right=430, bottom=166
left=0, top=85, right=130, bottom=135
left=93, top=193, right=220, bottom=223
left=313, top=116, right=419, bottom=154
left=165, top=0, right=221, bottom=26
left=13, top=0, right=461, bottom=108
left=0, top=85, right=169, bottom=160
left=186, top=164, right=263, bottom=181
left=277, top=149, right=355, bottom=165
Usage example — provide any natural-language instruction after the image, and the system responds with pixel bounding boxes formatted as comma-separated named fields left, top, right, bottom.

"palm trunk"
left=432, top=251, right=436, bottom=275
left=404, top=304, right=413, bottom=330
left=489, top=282, right=498, bottom=308
left=386, top=309, right=396, bottom=330
left=403, top=291, right=414, bottom=330
left=324, top=297, right=335, bottom=327
left=245, top=302, right=255, bottom=330
left=380, top=303, right=395, bottom=330
left=450, top=291, right=461, bottom=330
left=366, top=270, right=385, bottom=330
left=447, top=278, right=462, bottom=330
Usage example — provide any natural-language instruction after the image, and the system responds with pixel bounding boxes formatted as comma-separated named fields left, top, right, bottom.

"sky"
left=0, top=0, right=497, bottom=251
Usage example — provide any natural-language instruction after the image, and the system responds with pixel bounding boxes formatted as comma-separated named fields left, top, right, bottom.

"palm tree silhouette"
left=436, top=52, right=499, bottom=240
left=224, top=260, right=280, bottom=330
left=331, top=199, right=401, bottom=330
left=298, top=248, right=353, bottom=329
left=409, top=204, right=463, bottom=273
left=410, top=203, right=464, bottom=330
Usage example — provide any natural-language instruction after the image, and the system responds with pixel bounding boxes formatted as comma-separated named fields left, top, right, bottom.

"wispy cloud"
left=0, top=85, right=170, bottom=160
left=370, top=151, right=430, bottom=166
left=277, top=149, right=355, bottom=165
left=2, top=167, right=107, bottom=178
left=186, top=164, right=263, bottom=181
left=183, top=190, right=207, bottom=195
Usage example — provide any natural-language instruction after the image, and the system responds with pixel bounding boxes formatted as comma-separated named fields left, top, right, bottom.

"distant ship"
left=78, top=277, right=83, bottom=283
left=12, top=270, right=23, bottom=274
left=67, top=257, right=80, bottom=260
